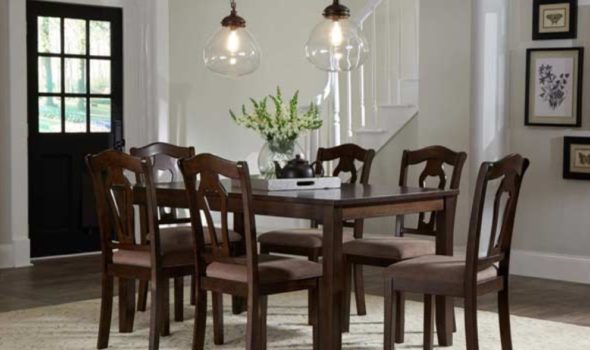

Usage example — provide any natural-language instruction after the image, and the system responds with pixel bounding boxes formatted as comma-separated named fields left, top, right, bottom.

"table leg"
left=435, top=196, right=456, bottom=346
left=320, top=207, right=344, bottom=350
left=232, top=212, right=247, bottom=315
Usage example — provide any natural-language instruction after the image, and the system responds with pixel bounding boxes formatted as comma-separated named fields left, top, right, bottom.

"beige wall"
left=508, top=1, right=590, bottom=257
left=0, top=0, right=11, bottom=247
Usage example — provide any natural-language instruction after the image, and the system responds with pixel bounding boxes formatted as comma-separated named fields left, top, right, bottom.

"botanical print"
left=538, top=64, right=569, bottom=109
left=534, top=57, right=574, bottom=118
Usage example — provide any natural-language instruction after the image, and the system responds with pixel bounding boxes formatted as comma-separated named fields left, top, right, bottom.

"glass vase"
left=258, top=139, right=303, bottom=179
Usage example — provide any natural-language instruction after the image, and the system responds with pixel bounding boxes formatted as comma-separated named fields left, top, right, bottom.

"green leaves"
left=230, top=87, right=323, bottom=142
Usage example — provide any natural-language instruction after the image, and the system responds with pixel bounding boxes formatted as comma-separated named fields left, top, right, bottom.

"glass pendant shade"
left=305, top=17, right=369, bottom=72
left=204, top=26, right=261, bottom=78
left=203, top=1, right=261, bottom=78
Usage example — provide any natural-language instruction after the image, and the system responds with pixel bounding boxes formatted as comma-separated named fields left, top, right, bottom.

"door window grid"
left=37, top=16, right=112, bottom=134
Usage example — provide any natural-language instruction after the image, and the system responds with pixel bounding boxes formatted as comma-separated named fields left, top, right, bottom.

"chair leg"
left=192, top=285, right=207, bottom=350
left=395, top=291, right=406, bottom=344
left=423, top=294, right=434, bottom=350
left=464, top=294, right=479, bottom=350
left=190, top=275, right=196, bottom=306
left=311, top=284, right=320, bottom=350
left=260, top=296, right=268, bottom=350
left=160, top=278, right=170, bottom=337
left=384, top=278, right=396, bottom=350
left=137, top=280, right=149, bottom=312
left=353, top=264, right=367, bottom=316
left=308, top=252, right=319, bottom=326
left=97, top=274, right=114, bottom=349
left=212, top=292, right=225, bottom=345
left=174, top=277, right=184, bottom=322
left=148, top=276, right=163, bottom=350
left=246, top=293, right=262, bottom=350
left=341, top=259, right=352, bottom=333
left=118, top=278, right=136, bottom=333
left=498, top=286, right=513, bottom=350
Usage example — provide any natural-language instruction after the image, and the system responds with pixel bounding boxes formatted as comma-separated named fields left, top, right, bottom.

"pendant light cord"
left=230, top=0, right=237, bottom=14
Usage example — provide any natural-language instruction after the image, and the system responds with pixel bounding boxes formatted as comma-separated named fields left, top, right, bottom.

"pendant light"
left=203, top=0, right=261, bottom=78
left=305, top=0, right=369, bottom=72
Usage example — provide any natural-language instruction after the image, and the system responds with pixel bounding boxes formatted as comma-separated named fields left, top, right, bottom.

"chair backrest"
left=314, top=143, right=375, bottom=185
left=465, top=154, right=529, bottom=287
left=130, top=142, right=195, bottom=224
left=397, top=145, right=467, bottom=236
left=313, top=144, right=375, bottom=234
left=85, top=150, right=161, bottom=269
left=179, top=154, right=258, bottom=283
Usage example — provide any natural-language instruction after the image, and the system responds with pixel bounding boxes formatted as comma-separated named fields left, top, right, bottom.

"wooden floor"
left=1, top=254, right=590, bottom=328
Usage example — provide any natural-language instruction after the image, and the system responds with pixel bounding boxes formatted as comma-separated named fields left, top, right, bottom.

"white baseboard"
left=0, top=243, right=15, bottom=269
left=0, top=239, right=31, bottom=269
left=510, top=249, right=590, bottom=285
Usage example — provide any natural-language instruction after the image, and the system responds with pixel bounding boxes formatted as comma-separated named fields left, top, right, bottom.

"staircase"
left=307, top=0, right=420, bottom=155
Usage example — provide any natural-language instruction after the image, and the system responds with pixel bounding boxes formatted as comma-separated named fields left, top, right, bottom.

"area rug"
left=0, top=290, right=588, bottom=349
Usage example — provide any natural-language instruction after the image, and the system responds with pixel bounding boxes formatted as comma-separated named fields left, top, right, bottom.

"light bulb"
left=226, top=29, right=240, bottom=53
left=329, top=21, right=344, bottom=46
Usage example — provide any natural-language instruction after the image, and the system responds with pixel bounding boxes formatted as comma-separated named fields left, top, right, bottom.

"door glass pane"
left=65, top=98, right=87, bottom=133
left=38, top=57, right=61, bottom=93
left=38, top=17, right=61, bottom=53
left=90, top=59, right=111, bottom=94
left=90, top=21, right=111, bottom=56
left=65, top=58, right=87, bottom=93
left=64, top=19, right=86, bottom=55
left=39, top=97, right=62, bottom=133
left=90, top=98, right=111, bottom=132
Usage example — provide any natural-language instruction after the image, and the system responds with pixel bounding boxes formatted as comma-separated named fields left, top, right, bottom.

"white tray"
left=233, top=176, right=342, bottom=191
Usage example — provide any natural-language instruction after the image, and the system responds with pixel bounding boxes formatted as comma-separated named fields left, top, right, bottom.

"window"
left=35, top=14, right=115, bottom=133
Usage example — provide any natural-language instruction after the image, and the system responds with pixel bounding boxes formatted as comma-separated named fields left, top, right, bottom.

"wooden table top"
left=147, top=181, right=459, bottom=207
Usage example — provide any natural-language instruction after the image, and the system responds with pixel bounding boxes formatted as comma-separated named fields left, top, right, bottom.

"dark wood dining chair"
left=342, top=145, right=467, bottom=334
left=179, top=153, right=322, bottom=350
left=86, top=150, right=194, bottom=350
left=383, top=154, right=529, bottom=350
left=130, top=142, right=195, bottom=322
left=258, top=143, right=375, bottom=323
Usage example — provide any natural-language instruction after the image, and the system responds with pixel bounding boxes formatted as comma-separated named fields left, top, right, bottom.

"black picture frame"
left=564, top=137, right=590, bottom=180
left=533, top=0, right=577, bottom=40
left=525, top=47, right=584, bottom=127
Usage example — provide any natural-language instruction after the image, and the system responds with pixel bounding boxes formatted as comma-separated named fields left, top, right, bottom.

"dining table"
left=134, top=181, right=459, bottom=350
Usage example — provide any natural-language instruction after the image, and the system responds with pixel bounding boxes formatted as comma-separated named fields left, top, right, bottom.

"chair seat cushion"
left=159, top=225, right=242, bottom=252
left=384, top=255, right=498, bottom=296
left=113, top=226, right=242, bottom=268
left=112, top=249, right=193, bottom=269
left=206, top=254, right=322, bottom=284
left=343, top=237, right=435, bottom=261
left=258, top=228, right=355, bottom=249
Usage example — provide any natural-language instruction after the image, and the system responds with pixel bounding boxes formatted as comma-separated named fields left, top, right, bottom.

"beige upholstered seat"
left=206, top=254, right=323, bottom=284
left=343, top=237, right=436, bottom=261
left=384, top=255, right=498, bottom=297
left=258, top=228, right=355, bottom=249
left=115, top=226, right=242, bottom=268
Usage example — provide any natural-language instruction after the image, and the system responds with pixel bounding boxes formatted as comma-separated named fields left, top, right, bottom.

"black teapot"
left=274, top=155, right=319, bottom=179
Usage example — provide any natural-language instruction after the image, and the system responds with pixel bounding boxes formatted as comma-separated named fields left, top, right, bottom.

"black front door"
left=27, top=1, right=123, bottom=257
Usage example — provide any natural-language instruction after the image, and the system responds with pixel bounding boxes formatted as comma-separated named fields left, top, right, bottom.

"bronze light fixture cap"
left=221, top=10, right=246, bottom=28
left=322, top=0, right=351, bottom=20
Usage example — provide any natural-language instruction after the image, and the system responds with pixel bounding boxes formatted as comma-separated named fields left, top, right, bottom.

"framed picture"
left=533, top=0, right=577, bottom=40
left=564, top=137, right=590, bottom=179
left=525, top=48, right=584, bottom=127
